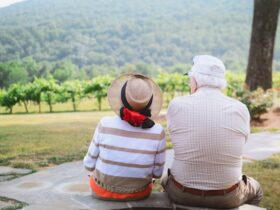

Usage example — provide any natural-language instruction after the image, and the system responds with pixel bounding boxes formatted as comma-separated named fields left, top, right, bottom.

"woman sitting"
left=83, top=73, right=166, bottom=201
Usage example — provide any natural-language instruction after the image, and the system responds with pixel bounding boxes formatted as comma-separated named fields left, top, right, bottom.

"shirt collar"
left=194, top=86, right=223, bottom=95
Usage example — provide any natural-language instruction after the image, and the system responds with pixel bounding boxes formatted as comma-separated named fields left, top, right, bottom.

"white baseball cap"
left=186, top=55, right=226, bottom=79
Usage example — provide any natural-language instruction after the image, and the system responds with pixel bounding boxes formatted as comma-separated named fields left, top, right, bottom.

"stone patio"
left=1, top=131, right=279, bottom=209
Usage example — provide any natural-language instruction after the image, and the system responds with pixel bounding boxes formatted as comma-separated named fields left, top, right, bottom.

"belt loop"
left=181, top=185, right=185, bottom=193
left=201, top=190, right=204, bottom=197
left=223, top=190, right=226, bottom=195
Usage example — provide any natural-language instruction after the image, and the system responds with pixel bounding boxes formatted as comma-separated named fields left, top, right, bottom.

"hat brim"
left=107, top=73, right=163, bottom=119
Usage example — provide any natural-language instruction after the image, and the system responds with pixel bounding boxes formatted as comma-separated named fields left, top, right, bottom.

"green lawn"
left=243, top=154, right=280, bottom=210
left=0, top=112, right=279, bottom=209
left=0, top=97, right=171, bottom=114
left=0, top=111, right=113, bottom=169
left=0, top=98, right=111, bottom=114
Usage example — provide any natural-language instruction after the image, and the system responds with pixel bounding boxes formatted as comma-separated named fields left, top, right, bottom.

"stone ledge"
left=0, top=166, right=33, bottom=182
left=0, top=167, right=32, bottom=175
left=72, top=192, right=266, bottom=210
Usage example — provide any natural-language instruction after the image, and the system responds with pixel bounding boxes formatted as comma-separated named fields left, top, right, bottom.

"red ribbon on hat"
left=120, top=107, right=146, bottom=127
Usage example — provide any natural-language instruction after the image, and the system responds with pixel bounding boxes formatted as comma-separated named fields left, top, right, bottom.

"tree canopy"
left=0, top=0, right=279, bottom=71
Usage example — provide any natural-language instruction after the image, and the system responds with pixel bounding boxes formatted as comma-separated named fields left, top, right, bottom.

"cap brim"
left=107, top=73, right=163, bottom=119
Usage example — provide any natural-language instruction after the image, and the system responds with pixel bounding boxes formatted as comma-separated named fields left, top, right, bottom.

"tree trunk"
left=23, top=101, right=29, bottom=113
left=39, top=101, right=41, bottom=113
left=38, top=94, right=41, bottom=113
left=246, top=0, right=280, bottom=91
left=98, top=98, right=102, bottom=111
left=47, top=95, right=52, bottom=113
left=71, top=95, right=76, bottom=112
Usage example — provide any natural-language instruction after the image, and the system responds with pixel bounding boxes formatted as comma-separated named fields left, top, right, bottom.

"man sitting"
left=162, top=55, right=263, bottom=208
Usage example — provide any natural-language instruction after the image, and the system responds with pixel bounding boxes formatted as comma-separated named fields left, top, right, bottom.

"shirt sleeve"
left=242, top=104, right=251, bottom=142
left=152, top=130, right=166, bottom=178
left=166, top=99, right=176, bottom=132
left=167, top=98, right=184, bottom=133
left=83, top=122, right=101, bottom=171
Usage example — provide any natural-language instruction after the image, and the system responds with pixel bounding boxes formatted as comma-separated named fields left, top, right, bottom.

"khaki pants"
left=161, top=174, right=263, bottom=209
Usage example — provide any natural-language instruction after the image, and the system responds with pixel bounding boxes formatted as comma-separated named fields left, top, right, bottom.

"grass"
left=243, top=154, right=280, bottom=210
left=0, top=196, right=28, bottom=210
left=0, top=111, right=113, bottom=169
left=251, top=127, right=279, bottom=133
left=0, top=97, right=171, bottom=115
left=0, top=98, right=111, bottom=114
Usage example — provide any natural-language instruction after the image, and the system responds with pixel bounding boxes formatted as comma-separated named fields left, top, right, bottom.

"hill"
left=0, top=0, right=279, bottom=79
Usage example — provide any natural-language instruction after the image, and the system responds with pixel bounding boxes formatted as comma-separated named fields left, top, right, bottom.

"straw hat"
left=108, top=73, right=163, bottom=119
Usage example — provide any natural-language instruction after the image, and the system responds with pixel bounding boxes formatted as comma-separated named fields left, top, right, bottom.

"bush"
left=225, top=72, right=275, bottom=120
left=233, top=88, right=273, bottom=120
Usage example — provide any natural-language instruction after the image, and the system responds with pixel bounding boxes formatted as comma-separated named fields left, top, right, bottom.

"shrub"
left=233, top=88, right=273, bottom=120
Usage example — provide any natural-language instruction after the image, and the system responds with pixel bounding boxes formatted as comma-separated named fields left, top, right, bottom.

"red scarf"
left=120, top=107, right=146, bottom=127
left=120, top=107, right=154, bottom=128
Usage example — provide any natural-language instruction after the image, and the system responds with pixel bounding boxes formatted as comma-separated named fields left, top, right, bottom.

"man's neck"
left=193, top=86, right=222, bottom=94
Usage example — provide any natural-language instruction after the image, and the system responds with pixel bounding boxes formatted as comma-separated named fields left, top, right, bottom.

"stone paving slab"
left=0, top=166, right=32, bottom=175
left=0, top=200, right=12, bottom=209
left=0, top=161, right=87, bottom=210
left=0, top=166, right=33, bottom=183
left=0, top=175, right=14, bottom=182
left=243, top=132, right=280, bottom=160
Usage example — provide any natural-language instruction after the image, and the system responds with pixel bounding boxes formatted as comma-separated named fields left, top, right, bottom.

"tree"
left=41, top=79, right=60, bottom=113
left=29, top=78, right=57, bottom=113
left=156, top=73, right=189, bottom=105
left=22, top=57, right=40, bottom=81
left=61, top=80, right=84, bottom=111
left=0, top=61, right=29, bottom=88
left=246, top=0, right=280, bottom=91
left=0, top=88, right=18, bottom=114
left=29, top=79, right=43, bottom=113
left=0, top=63, right=10, bottom=88
left=84, top=75, right=113, bottom=111
left=6, top=61, right=29, bottom=86
left=8, top=84, right=31, bottom=113
left=52, top=61, right=76, bottom=82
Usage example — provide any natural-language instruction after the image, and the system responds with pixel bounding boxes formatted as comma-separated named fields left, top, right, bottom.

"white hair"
left=189, top=72, right=227, bottom=90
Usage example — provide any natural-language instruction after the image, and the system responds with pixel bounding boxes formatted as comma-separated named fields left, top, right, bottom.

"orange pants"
left=89, top=176, right=152, bottom=201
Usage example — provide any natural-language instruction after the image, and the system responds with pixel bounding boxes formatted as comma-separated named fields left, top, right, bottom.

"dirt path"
left=251, top=110, right=280, bottom=129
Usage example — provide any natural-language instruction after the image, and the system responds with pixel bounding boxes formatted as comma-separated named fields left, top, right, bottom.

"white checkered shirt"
left=167, top=87, right=250, bottom=190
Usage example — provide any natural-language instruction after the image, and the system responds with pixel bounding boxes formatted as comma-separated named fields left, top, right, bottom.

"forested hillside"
left=0, top=0, right=279, bottom=87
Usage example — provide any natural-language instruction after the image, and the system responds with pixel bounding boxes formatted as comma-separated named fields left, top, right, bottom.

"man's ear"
left=190, top=77, right=197, bottom=94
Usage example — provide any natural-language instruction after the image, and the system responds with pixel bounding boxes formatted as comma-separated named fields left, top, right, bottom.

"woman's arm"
left=152, top=130, right=166, bottom=178
left=83, top=123, right=101, bottom=171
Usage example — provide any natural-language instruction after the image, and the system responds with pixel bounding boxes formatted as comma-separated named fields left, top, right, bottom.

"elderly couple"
left=83, top=55, right=263, bottom=209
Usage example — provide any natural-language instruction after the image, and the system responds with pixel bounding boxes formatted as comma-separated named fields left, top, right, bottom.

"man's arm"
left=166, top=98, right=180, bottom=133
left=241, top=104, right=251, bottom=142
